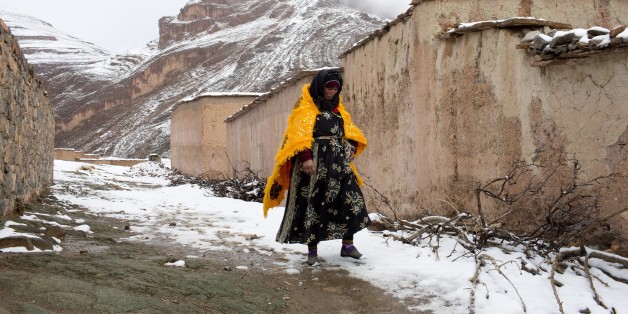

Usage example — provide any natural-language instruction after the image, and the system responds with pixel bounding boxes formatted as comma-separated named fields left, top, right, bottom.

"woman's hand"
left=302, top=159, right=316, bottom=176
left=345, top=143, right=356, bottom=162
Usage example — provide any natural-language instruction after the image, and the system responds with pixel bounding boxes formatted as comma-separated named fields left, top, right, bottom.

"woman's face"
left=324, top=86, right=339, bottom=100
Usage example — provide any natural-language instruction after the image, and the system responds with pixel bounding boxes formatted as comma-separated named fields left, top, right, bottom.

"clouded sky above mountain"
left=0, top=0, right=189, bottom=53
left=0, top=0, right=411, bottom=54
left=341, top=0, right=411, bottom=20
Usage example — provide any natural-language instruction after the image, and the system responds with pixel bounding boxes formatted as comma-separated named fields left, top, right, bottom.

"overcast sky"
left=0, top=0, right=411, bottom=54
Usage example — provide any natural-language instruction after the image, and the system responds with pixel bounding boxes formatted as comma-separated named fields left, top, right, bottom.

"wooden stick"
left=550, top=256, right=565, bottom=314
left=468, top=256, right=483, bottom=314
left=483, top=255, right=527, bottom=312
left=583, top=254, right=608, bottom=309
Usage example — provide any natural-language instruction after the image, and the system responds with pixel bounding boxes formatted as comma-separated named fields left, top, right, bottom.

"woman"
left=263, top=69, right=370, bottom=266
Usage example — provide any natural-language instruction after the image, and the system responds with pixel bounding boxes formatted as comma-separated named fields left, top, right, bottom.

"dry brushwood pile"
left=371, top=213, right=627, bottom=313
left=365, top=155, right=627, bottom=314
left=168, top=167, right=265, bottom=202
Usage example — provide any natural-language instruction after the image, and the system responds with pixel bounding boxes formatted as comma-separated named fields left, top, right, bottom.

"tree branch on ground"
left=361, top=153, right=626, bottom=313
left=168, top=160, right=265, bottom=202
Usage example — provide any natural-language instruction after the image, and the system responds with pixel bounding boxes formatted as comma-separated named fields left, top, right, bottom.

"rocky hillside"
left=0, top=0, right=384, bottom=158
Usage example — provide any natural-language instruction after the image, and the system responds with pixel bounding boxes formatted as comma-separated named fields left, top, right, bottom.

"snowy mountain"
left=0, top=6, right=150, bottom=110
left=0, top=0, right=384, bottom=158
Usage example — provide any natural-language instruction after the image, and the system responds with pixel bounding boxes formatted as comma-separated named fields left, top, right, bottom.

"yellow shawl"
left=262, top=84, right=367, bottom=217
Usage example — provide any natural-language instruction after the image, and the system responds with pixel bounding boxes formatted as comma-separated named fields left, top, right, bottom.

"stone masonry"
left=0, top=18, right=54, bottom=215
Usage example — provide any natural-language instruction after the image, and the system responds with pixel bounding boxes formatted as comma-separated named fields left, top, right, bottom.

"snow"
left=2, top=160, right=626, bottom=313
left=1, top=246, right=44, bottom=253
left=4, top=221, right=26, bottom=227
left=538, top=26, right=618, bottom=49
left=537, top=33, right=553, bottom=42
left=457, top=17, right=544, bottom=29
left=540, top=25, right=612, bottom=49
left=164, top=260, right=186, bottom=267
left=451, top=18, right=624, bottom=55
left=589, top=26, right=610, bottom=34
left=73, top=225, right=93, bottom=233
left=569, top=28, right=589, bottom=38
left=0, top=225, right=41, bottom=239
left=592, top=34, right=611, bottom=48
left=178, top=92, right=265, bottom=104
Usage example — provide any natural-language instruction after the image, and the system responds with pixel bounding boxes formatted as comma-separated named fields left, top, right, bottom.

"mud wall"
left=53, top=148, right=148, bottom=167
left=76, top=159, right=148, bottom=167
left=54, top=148, right=100, bottom=161
left=171, top=95, right=258, bottom=178
left=341, top=0, right=628, bottom=229
left=0, top=19, right=54, bottom=215
left=226, top=73, right=316, bottom=178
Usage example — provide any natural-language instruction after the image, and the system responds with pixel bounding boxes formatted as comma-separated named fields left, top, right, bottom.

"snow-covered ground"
left=1, top=160, right=627, bottom=313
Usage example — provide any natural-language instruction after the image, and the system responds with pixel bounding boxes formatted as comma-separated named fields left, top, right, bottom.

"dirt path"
left=0, top=198, right=425, bottom=313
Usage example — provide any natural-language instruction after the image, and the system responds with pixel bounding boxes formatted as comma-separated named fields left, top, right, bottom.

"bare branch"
left=583, top=254, right=608, bottom=309
left=482, top=255, right=527, bottom=313
left=550, top=256, right=566, bottom=314
left=359, top=173, right=399, bottom=221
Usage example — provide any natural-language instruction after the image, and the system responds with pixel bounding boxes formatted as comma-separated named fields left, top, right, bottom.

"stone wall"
left=0, top=19, right=54, bottom=215
left=225, top=71, right=319, bottom=178
left=171, top=94, right=259, bottom=178
left=340, top=0, right=627, bottom=232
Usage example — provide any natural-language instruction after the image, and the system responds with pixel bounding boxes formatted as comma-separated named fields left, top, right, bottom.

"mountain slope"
left=0, top=6, right=150, bottom=108
left=0, top=0, right=384, bottom=158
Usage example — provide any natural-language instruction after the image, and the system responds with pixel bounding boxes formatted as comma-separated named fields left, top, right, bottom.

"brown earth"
left=0, top=196, right=428, bottom=314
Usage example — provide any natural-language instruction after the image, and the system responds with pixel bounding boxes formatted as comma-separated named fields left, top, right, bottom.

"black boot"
left=307, top=243, right=319, bottom=266
left=340, top=239, right=362, bottom=259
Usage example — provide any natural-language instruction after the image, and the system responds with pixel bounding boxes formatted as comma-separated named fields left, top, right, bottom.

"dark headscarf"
left=308, top=69, right=343, bottom=112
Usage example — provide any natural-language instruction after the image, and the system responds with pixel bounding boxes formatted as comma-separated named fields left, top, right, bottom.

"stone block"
left=0, top=236, right=53, bottom=251
left=44, top=225, right=66, bottom=240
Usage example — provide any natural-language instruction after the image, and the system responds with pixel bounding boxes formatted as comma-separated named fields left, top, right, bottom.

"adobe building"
left=339, top=0, right=628, bottom=234
left=224, top=1, right=627, bottom=242
left=54, top=148, right=100, bottom=161
left=171, top=93, right=261, bottom=178
left=53, top=148, right=151, bottom=167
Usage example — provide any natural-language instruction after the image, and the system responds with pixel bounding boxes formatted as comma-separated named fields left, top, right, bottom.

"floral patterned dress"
left=276, top=110, right=371, bottom=244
